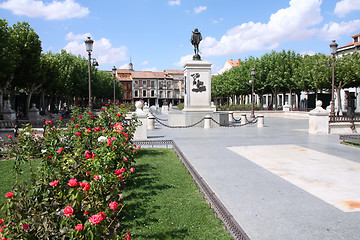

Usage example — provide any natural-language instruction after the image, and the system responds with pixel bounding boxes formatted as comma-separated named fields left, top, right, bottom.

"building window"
left=142, top=80, right=147, bottom=88
left=127, top=83, right=131, bottom=89
left=167, top=91, right=172, bottom=98
left=150, top=80, right=155, bottom=88
left=142, top=90, right=147, bottom=97
left=134, top=90, right=138, bottom=97
left=134, top=80, right=139, bottom=88
left=167, top=81, right=172, bottom=89
left=151, top=90, right=155, bottom=97
left=159, top=91, right=164, bottom=98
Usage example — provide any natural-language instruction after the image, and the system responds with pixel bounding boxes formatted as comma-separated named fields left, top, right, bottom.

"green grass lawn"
left=0, top=149, right=233, bottom=239
left=121, top=148, right=233, bottom=240
left=0, top=158, right=40, bottom=205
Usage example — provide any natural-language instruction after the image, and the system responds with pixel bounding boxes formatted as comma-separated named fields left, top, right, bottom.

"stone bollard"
left=28, top=103, right=40, bottom=120
left=241, top=113, right=248, bottom=124
left=204, top=115, right=211, bottom=129
left=147, top=114, right=155, bottom=130
left=283, top=102, right=291, bottom=112
left=228, top=111, right=233, bottom=123
left=257, top=115, right=264, bottom=128
left=133, top=101, right=148, bottom=140
left=309, top=100, right=329, bottom=134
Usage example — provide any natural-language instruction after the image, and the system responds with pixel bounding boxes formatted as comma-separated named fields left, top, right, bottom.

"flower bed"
left=0, top=105, right=139, bottom=239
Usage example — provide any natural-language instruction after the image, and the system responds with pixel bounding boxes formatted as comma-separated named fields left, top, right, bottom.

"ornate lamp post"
left=250, top=67, right=256, bottom=118
left=84, top=37, right=94, bottom=108
left=330, top=40, right=338, bottom=117
left=112, top=66, right=117, bottom=106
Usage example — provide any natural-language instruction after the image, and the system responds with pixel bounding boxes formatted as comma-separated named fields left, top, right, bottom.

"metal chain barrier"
left=154, top=117, right=205, bottom=128
left=153, top=114, right=258, bottom=128
left=153, top=115, right=168, bottom=121
left=232, top=115, right=242, bottom=122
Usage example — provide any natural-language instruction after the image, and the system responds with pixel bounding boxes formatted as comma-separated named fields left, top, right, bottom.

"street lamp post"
left=112, top=66, right=117, bottom=106
left=250, top=67, right=256, bottom=118
left=330, top=40, right=338, bottom=117
left=84, top=37, right=94, bottom=108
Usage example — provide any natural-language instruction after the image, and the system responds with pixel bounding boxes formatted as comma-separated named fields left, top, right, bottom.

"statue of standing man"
left=191, top=28, right=202, bottom=60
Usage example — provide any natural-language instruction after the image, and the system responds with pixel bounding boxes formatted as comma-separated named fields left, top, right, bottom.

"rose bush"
left=0, top=105, right=139, bottom=239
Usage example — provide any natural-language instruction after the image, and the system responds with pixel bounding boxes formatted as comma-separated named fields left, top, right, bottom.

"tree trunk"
left=337, top=88, right=342, bottom=115
left=25, top=91, right=33, bottom=119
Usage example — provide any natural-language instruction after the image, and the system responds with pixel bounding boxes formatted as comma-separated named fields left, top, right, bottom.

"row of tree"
left=212, top=50, right=360, bottom=109
left=0, top=19, right=123, bottom=117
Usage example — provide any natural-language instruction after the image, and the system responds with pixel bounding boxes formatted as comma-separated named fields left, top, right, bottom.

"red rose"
left=75, top=224, right=83, bottom=231
left=94, top=175, right=100, bottom=180
left=79, top=115, right=82, bottom=118
left=7, top=135, right=12, bottom=139
left=72, top=118, right=75, bottom=121
left=84, top=211, right=89, bottom=215
left=75, top=124, right=79, bottom=128
left=59, top=117, right=63, bottom=120
left=68, top=179, right=78, bottom=187
left=62, top=206, right=74, bottom=217
left=80, top=182, right=90, bottom=191
left=21, top=224, right=30, bottom=230
left=75, top=132, right=81, bottom=136
left=0, top=225, right=8, bottom=233
left=50, top=180, right=59, bottom=187
left=109, top=201, right=118, bottom=210
left=0, top=219, right=4, bottom=224
left=130, top=168, right=135, bottom=173
left=123, top=157, right=128, bottom=162
left=107, top=138, right=112, bottom=146
left=57, top=147, right=64, bottom=154
left=88, top=112, right=92, bottom=115
left=117, top=114, right=121, bottom=117
left=89, top=212, right=106, bottom=225
left=5, top=192, right=14, bottom=198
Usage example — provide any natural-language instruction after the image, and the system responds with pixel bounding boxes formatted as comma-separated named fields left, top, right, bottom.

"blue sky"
left=1, top=0, right=360, bottom=73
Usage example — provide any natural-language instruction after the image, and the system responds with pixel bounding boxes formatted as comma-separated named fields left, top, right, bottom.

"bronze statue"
left=191, top=28, right=202, bottom=60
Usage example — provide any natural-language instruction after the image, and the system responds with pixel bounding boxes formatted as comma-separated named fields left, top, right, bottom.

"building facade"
left=116, top=62, right=184, bottom=106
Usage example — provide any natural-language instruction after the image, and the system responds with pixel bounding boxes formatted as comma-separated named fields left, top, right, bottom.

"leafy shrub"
left=0, top=104, right=139, bottom=239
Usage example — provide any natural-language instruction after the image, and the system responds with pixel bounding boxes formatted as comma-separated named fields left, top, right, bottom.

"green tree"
left=9, top=21, right=42, bottom=118
left=0, top=19, right=18, bottom=109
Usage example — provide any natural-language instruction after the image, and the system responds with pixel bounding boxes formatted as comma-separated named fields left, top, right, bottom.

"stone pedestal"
left=133, top=101, right=148, bottom=140
left=257, top=115, right=264, bottom=128
left=143, top=102, right=150, bottom=114
left=147, top=114, right=155, bottom=130
left=204, top=115, right=211, bottom=129
left=241, top=114, right=248, bottom=124
left=183, top=60, right=212, bottom=112
left=309, top=100, right=329, bottom=134
left=228, top=111, right=233, bottom=123
left=28, top=103, right=40, bottom=120
left=1, top=100, right=16, bottom=120
left=283, top=102, right=291, bottom=112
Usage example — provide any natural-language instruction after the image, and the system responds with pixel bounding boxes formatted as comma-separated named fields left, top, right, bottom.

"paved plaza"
left=148, top=111, right=360, bottom=240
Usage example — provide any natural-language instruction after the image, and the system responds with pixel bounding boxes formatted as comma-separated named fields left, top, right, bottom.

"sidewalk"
left=148, top=112, right=360, bottom=240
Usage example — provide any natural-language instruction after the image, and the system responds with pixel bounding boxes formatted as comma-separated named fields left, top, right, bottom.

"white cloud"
left=0, top=0, right=89, bottom=20
left=319, top=19, right=360, bottom=41
left=62, top=33, right=128, bottom=65
left=334, top=0, right=360, bottom=17
left=65, top=32, right=91, bottom=41
left=201, top=0, right=323, bottom=57
left=141, top=60, right=149, bottom=65
left=174, top=54, right=192, bottom=67
left=118, top=63, right=129, bottom=69
left=211, top=18, right=224, bottom=24
left=194, top=6, right=207, bottom=14
left=300, top=50, right=316, bottom=56
left=168, top=0, right=180, bottom=6
left=142, top=67, right=158, bottom=72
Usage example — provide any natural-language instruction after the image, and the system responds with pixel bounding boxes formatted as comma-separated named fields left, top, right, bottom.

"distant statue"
left=191, top=28, right=202, bottom=60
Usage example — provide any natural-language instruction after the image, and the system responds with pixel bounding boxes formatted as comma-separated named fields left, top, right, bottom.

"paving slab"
left=148, top=112, right=360, bottom=240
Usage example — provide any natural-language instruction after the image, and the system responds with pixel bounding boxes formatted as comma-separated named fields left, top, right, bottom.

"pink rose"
left=75, top=132, right=81, bottom=136
left=94, top=175, right=100, bottom=180
left=130, top=168, right=135, bottom=173
left=111, top=137, right=117, bottom=141
left=118, top=174, right=123, bottom=179
left=123, top=157, right=128, bottom=162
left=109, top=201, right=118, bottom=210
left=75, top=224, right=83, bottom=231
left=62, top=206, right=74, bottom=217
left=50, top=180, right=59, bottom=187
left=68, top=179, right=78, bottom=187
left=89, top=212, right=106, bottom=225
left=5, top=192, right=14, bottom=198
